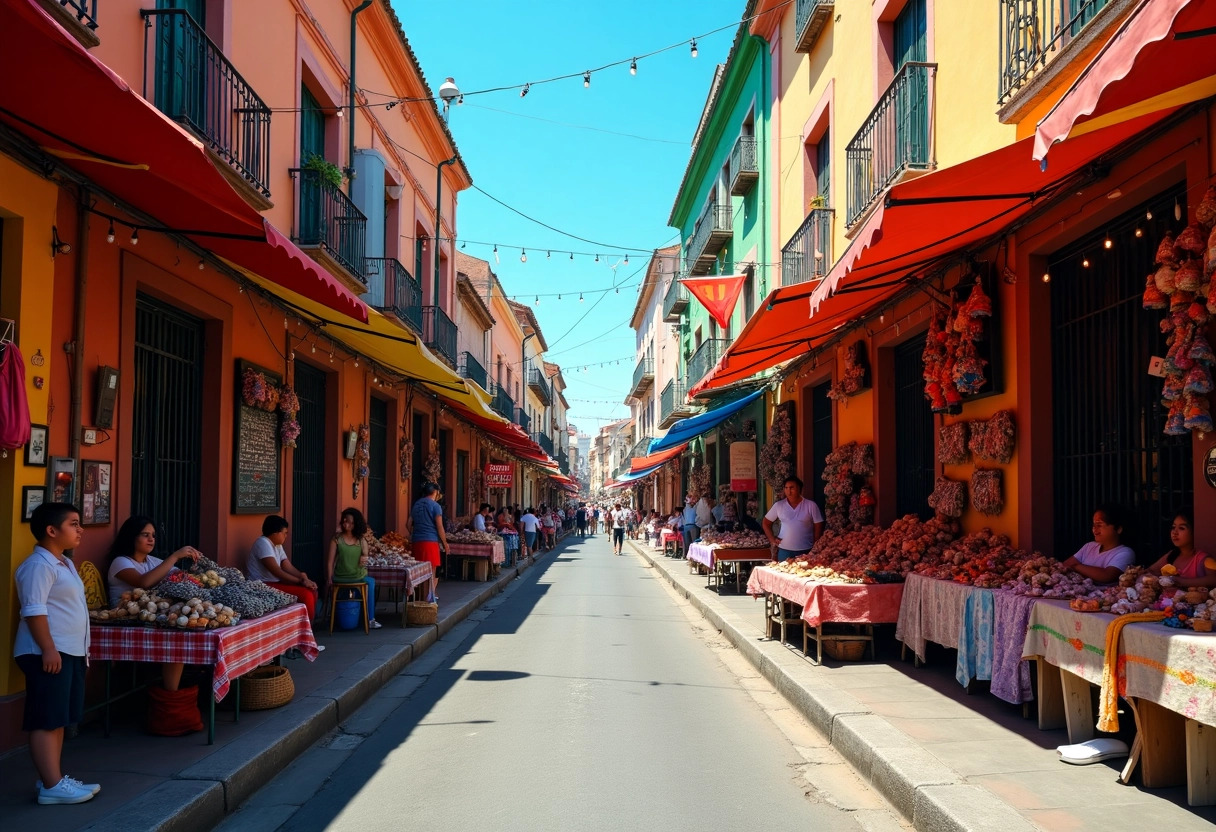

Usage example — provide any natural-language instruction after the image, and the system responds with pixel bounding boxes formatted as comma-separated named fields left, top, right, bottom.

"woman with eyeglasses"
left=106, top=516, right=200, bottom=693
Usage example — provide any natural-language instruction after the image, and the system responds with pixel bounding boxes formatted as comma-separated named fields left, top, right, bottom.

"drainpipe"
left=346, top=0, right=373, bottom=190
left=751, top=34, right=769, bottom=298
left=68, top=193, right=90, bottom=468
left=433, top=155, right=458, bottom=304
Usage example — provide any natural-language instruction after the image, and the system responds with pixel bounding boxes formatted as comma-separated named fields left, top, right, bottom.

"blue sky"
left=396, top=0, right=747, bottom=435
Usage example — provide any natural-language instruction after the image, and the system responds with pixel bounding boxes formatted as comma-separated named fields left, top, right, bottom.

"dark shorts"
left=613, top=528, right=625, bottom=546
left=17, top=652, right=87, bottom=732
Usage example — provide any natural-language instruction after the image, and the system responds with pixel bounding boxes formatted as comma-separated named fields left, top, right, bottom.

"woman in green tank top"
left=324, top=508, right=381, bottom=628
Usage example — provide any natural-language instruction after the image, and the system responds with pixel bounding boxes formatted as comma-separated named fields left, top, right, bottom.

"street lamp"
left=438, top=77, right=460, bottom=122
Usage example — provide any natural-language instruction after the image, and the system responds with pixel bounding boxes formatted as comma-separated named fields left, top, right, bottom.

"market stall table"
left=446, top=539, right=505, bottom=582
left=747, top=566, right=904, bottom=664
left=367, top=560, right=434, bottom=609
left=89, top=604, right=318, bottom=744
left=660, top=528, right=682, bottom=557
left=686, top=543, right=770, bottom=593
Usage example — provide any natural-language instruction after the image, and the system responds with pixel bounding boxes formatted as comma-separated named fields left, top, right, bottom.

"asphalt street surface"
left=217, top=533, right=905, bottom=832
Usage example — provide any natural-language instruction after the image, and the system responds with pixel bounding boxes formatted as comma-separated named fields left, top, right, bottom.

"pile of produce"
left=699, top=529, right=769, bottom=549
left=1073, top=565, right=1216, bottom=629
left=913, top=529, right=1033, bottom=587
left=208, top=581, right=297, bottom=618
left=774, top=513, right=960, bottom=582
left=367, top=530, right=414, bottom=567
left=447, top=529, right=502, bottom=545
left=1006, top=555, right=1100, bottom=600
left=152, top=556, right=297, bottom=618
left=769, top=560, right=863, bottom=584
left=89, top=587, right=240, bottom=629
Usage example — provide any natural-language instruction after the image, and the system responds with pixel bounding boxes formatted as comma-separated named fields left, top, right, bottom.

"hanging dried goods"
left=970, top=469, right=1003, bottom=516
left=938, top=421, right=969, bottom=465
left=927, top=477, right=967, bottom=518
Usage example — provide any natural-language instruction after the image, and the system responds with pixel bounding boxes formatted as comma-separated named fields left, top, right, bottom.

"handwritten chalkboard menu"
left=232, top=360, right=282, bottom=514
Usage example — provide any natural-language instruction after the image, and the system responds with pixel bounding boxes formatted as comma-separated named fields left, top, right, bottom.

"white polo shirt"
left=15, top=546, right=90, bottom=658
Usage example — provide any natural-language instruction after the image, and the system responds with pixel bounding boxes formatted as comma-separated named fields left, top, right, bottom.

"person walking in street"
left=575, top=504, right=588, bottom=539
left=591, top=505, right=600, bottom=536
left=519, top=507, right=540, bottom=556
left=408, top=483, right=449, bottom=603
left=540, top=506, right=556, bottom=551
left=762, top=476, right=825, bottom=563
left=326, top=508, right=382, bottom=628
left=610, top=502, right=628, bottom=555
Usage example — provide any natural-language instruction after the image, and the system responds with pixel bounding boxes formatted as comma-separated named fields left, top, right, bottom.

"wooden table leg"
left=1034, top=658, right=1066, bottom=731
left=1187, top=719, right=1216, bottom=806
left=1059, top=667, right=1095, bottom=743
left=1133, top=697, right=1186, bottom=788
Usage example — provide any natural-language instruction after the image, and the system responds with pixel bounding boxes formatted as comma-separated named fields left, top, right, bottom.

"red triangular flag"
left=681, top=275, right=746, bottom=330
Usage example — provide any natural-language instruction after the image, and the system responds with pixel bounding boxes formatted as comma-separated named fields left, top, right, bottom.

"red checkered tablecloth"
left=447, top=540, right=505, bottom=564
left=367, top=561, right=433, bottom=593
left=89, top=605, right=318, bottom=700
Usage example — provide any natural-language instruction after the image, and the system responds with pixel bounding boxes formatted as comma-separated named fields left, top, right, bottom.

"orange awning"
left=691, top=113, right=1172, bottom=395
left=629, top=442, right=688, bottom=473
left=1034, top=0, right=1216, bottom=161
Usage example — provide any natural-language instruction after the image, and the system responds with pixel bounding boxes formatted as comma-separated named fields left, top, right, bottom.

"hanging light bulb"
left=623, top=254, right=629, bottom=265
left=630, top=58, right=637, bottom=76
left=457, top=94, right=464, bottom=105
left=583, top=71, right=591, bottom=88
left=520, top=249, right=527, bottom=263
left=557, top=293, right=562, bottom=300
left=1042, top=272, right=1051, bottom=283
left=460, top=241, right=466, bottom=249
left=1175, top=198, right=1183, bottom=221
left=1103, top=234, right=1113, bottom=249
left=690, top=39, right=698, bottom=58
left=595, top=254, right=599, bottom=262
left=569, top=252, right=574, bottom=261
left=130, top=228, right=139, bottom=245
left=373, top=374, right=379, bottom=384
left=579, top=292, right=584, bottom=302
left=520, top=83, right=530, bottom=98
left=615, top=286, right=619, bottom=294
left=1135, top=227, right=1143, bottom=238
left=311, top=342, right=316, bottom=353
left=546, top=250, right=551, bottom=259
left=1146, top=209, right=1153, bottom=221
left=534, top=295, right=540, bottom=305
left=1082, top=255, right=1090, bottom=268
left=354, top=358, right=359, bottom=368
left=284, top=315, right=289, bottom=329
left=106, top=220, right=115, bottom=244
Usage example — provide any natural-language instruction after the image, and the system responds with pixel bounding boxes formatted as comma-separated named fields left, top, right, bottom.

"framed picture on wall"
left=25, top=424, right=47, bottom=467
left=47, top=456, right=77, bottom=506
left=21, top=486, right=46, bottom=521
left=80, top=460, right=112, bottom=526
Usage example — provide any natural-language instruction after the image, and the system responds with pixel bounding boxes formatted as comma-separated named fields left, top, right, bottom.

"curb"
left=631, top=542, right=1037, bottom=832
left=82, top=543, right=561, bottom=832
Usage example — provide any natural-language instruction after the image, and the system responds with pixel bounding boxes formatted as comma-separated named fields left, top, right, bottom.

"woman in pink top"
left=1148, top=506, right=1216, bottom=587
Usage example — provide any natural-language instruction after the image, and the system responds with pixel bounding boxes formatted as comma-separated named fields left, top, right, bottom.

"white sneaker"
left=369, top=620, right=383, bottom=629
left=36, top=775, right=100, bottom=796
left=38, top=777, right=95, bottom=804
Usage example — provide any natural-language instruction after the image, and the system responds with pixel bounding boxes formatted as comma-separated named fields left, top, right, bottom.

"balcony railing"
left=291, top=168, right=367, bottom=281
left=557, top=449, right=570, bottom=475
left=662, top=278, right=689, bottom=322
left=491, top=384, right=514, bottom=420
left=422, top=306, right=457, bottom=366
left=794, top=0, right=833, bottom=53
left=999, top=0, right=1112, bottom=105
left=516, top=407, right=531, bottom=434
left=627, top=436, right=654, bottom=462
left=729, top=136, right=758, bottom=196
left=687, top=201, right=733, bottom=275
left=364, top=257, right=422, bottom=334
left=459, top=351, right=488, bottom=390
left=142, top=9, right=271, bottom=200
left=629, top=357, right=655, bottom=398
left=527, top=366, right=552, bottom=405
left=845, top=62, right=936, bottom=226
left=660, top=378, right=696, bottom=428
left=781, top=208, right=834, bottom=287
left=687, top=339, right=729, bottom=388
left=533, top=432, right=555, bottom=457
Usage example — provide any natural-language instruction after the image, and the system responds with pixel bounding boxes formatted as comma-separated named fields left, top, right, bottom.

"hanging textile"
left=0, top=341, right=31, bottom=451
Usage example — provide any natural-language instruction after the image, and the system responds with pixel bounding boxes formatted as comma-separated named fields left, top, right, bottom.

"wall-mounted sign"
left=485, top=462, right=513, bottom=488
left=1205, top=446, right=1216, bottom=490
left=729, top=441, right=757, bottom=493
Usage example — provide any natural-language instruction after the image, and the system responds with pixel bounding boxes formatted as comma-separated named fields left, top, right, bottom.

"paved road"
left=218, top=534, right=904, bottom=832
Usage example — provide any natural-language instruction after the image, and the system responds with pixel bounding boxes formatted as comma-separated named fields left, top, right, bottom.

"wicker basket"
left=822, top=639, right=867, bottom=662
left=405, top=601, right=438, bottom=626
left=239, top=666, right=294, bottom=710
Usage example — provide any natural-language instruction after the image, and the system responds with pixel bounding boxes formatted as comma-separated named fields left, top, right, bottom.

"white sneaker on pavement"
left=36, top=775, right=100, bottom=795
left=38, top=777, right=96, bottom=804
left=369, top=620, right=383, bottom=629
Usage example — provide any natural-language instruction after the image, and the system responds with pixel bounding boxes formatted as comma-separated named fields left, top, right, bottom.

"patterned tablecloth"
left=746, top=566, right=905, bottom=627
left=687, top=543, right=772, bottom=570
left=896, top=574, right=974, bottom=662
left=90, top=604, right=318, bottom=700
left=447, top=540, right=505, bottom=564
left=1021, top=599, right=1112, bottom=686
left=1121, top=624, right=1216, bottom=727
left=367, top=561, right=433, bottom=594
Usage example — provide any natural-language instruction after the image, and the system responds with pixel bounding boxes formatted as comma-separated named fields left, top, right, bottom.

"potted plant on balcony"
left=303, top=153, right=343, bottom=190
left=808, top=194, right=828, bottom=210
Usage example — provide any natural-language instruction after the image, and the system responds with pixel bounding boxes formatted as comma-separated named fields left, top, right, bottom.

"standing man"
left=762, top=476, right=825, bottom=562
left=610, top=502, right=628, bottom=555
left=681, top=496, right=699, bottom=550
left=694, top=494, right=715, bottom=536
left=591, top=505, right=600, bottom=537
left=575, top=504, right=588, bottom=539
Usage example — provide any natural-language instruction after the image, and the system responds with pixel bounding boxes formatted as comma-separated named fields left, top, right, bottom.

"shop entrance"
left=810, top=380, right=832, bottom=512
left=291, top=362, right=328, bottom=577
left=132, top=295, right=203, bottom=553
left=1050, top=186, right=1191, bottom=558
left=894, top=333, right=934, bottom=519
left=367, top=396, right=388, bottom=535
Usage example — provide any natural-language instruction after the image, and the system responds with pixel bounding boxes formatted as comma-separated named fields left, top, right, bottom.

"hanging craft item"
left=351, top=423, right=369, bottom=498
left=821, top=442, right=874, bottom=531
left=0, top=333, right=31, bottom=453
left=758, top=403, right=795, bottom=489
left=424, top=438, right=442, bottom=485
left=398, top=434, right=413, bottom=493
left=278, top=385, right=300, bottom=448
left=938, top=421, right=970, bottom=465
left=971, top=469, right=1003, bottom=516
left=467, top=465, right=485, bottom=508
left=968, top=410, right=1016, bottom=463
left=828, top=341, right=870, bottom=400
left=927, top=477, right=967, bottom=518
left=688, top=459, right=711, bottom=501
left=922, top=277, right=993, bottom=411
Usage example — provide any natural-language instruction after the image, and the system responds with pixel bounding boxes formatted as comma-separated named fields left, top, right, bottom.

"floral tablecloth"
left=896, top=574, right=973, bottom=663
left=747, top=567, right=904, bottom=627
left=1021, top=599, right=1112, bottom=686
left=1120, top=624, right=1216, bottom=727
left=687, top=543, right=771, bottom=570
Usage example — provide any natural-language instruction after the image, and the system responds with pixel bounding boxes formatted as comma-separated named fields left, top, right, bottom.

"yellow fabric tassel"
left=1096, top=610, right=1167, bottom=732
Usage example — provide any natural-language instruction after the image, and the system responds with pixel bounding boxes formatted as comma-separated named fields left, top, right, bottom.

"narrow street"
left=217, top=535, right=905, bottom=832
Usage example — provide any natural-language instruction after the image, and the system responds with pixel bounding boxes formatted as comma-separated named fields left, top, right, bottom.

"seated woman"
left=325, top=508, right=381, bottom=629
left=107, top=516, right=199, bottom=691
left=1148, top=506, right=1216, bottom=587
left=247, top=515, right=319, bottom=621
left=1061, top=504, right=1136, bottom=584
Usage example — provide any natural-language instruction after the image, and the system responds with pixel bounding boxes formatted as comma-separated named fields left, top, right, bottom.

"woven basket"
left=239, top=666, right=294, bottom=711
left=822, top=639, right=867, bottom=662
left=405, top=601, right=438, bottom=626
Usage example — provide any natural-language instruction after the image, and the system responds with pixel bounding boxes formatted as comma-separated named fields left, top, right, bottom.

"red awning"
left=0, top=0, right=366, bottom=322
left=1035, top=0, right=1216, bottom=161
left=445, top=403, right=551, bottom=463
left=691, top=113, right=1170, bottom=394
left=629, top=442, right=688, bottom=473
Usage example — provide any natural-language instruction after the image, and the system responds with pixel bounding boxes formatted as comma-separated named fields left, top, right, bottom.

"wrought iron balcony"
left=781, top=207, right=833, bottom=286
left=142, top=9, right=271, bottom=201
left=687, top=339, right=729, bottom=388
left=999, top=0, right=1112, bottom=105
left=527, top=366, right=552, bottom=406
left=558, top=449, right=570, bottom=475
left=662, top=278, right=689, bottom=322
left=629, top=356, right=655, bottom=398
left=491, top=383, right=514, bottom=420
left=794, top=0, right=833, bottom=53
left=686, top=201, right=733, bottom=275
left=422, top=305, right=457, bottom=366
left=660, top=378, right=696, bottom=428
left=729, top=136, right=758, bottom=196
left=845, top=62, right=936, bottom=227
left=627, top=435, right=655, bottom=462
left=516, top=407, right=531, bottom=434
left=533, top=432, right=555, bottom=457
left=459, top=351, right=488, bottom=391
left=364, top=257, right=422, bottom=334
left=39, top=0, right=99, bottom=47
left=291, top=167, right=367, bottom=285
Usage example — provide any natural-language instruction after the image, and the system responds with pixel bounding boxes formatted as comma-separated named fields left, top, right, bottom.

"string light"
left=106, top=220, right=115, bottom=244
left=520, top=249, right=527, bottom=263
left=1103, top=233, right=1113, bottom=249
left=1135, top=227, right=1143, bottom=238
left=579, top=292, right=584, bottom=302
left=630, top=58, right=637, bottom=76
left=1175, top=198, right=1183, bottom=221
left=520, top=83, right=530, bottom=98
left=1146, top=210, right=1154, bottom=221
left=690, top=39, right=698, bottom=58
left=130, top=229, right=139, bottom=245
left=546, top=250, right=551, bottom=259
left=623, top=254, right=629, bottom=265
left=594, top=254, right=599, bottom=262
left=284, top=315, right=289, bottom=329
left=534, top=294, right=540, bottom=305
left=583, top=71, right=591, bottom=88
left=354, top=358, right=359, bottom=368
left=311, top=342, right=316, bottom=353
left=197, top=258, right=205, bottom=270
left=1042, top=272, right=1051, bottom=283
left=1082, top=255, right=1090, bottom=268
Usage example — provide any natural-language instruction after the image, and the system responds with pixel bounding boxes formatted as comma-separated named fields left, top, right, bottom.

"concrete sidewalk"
left=629, top=540, right=1216, bottom=832
left=0, top=542, right=567, bottom=832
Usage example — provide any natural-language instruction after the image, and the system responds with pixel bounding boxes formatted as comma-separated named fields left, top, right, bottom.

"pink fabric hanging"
left=0, top=342, right=32, bottom=450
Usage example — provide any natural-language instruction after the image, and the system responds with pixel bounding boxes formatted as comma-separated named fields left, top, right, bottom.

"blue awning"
left=610, top=462, right=665, bottom=486
left=647, top=388, right=766, bottom=454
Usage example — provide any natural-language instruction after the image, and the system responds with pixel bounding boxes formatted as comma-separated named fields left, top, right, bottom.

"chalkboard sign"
left=232, top=360, right=282, bottom=514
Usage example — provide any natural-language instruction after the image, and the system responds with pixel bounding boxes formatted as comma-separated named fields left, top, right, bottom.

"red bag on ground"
left=147, top=684, right=203, bottom=736
left=0, top=343, right=31, bottom=451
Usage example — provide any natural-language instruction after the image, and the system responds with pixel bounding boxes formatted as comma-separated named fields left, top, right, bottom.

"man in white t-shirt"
left=610, top=503, right=629, bottom=555
left=763, top=476, right=825, bottom=562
